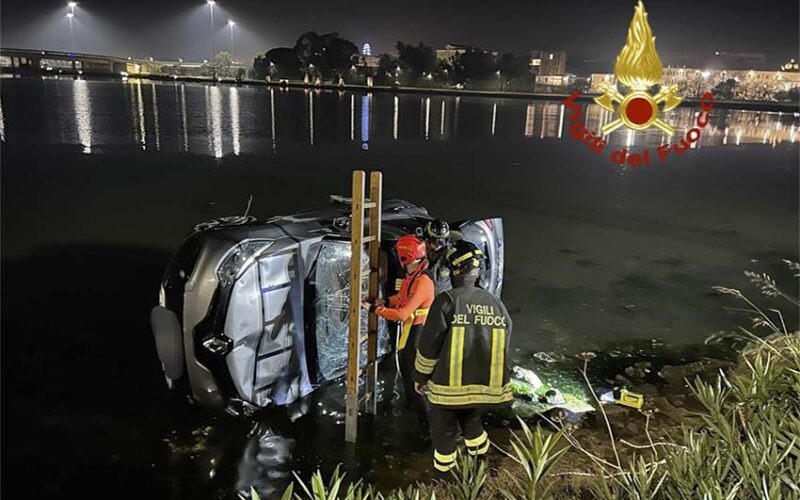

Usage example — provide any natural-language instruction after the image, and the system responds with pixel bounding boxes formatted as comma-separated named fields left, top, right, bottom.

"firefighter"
left=412, top=240, right=513, bottom=473
left=362, top=235, right=435, bottom=425
left=421, top=220, right=455, bottom=295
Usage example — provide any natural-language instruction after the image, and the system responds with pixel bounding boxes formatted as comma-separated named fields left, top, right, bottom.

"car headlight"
left=216, top=239, right=274, bottom=287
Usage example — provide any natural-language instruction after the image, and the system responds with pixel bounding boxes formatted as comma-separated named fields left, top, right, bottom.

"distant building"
left=781, top=58, right=799, bottom=72
left=354, top=42, right=379, bottom=70
left=661, top=51, right=768, bottom=71
left=436, top=44, right=469, bottom=62
left=589, top=67, right=800, bottom=100
left=355, top=54, right=380, bottom=69
left=535, top=75, right=564, bottom=86
left=529, top=50, right=567, bottom=76
left=435, top=43, right=498, bottom=63
left=0, top=48, right=245, bottom=79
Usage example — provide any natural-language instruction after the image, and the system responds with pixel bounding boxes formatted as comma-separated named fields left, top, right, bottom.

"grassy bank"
left=259, top=260, right=799, bottom=499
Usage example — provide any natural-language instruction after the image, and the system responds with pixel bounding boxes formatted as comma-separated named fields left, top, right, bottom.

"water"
left=2, top=76, right=798, bottom=498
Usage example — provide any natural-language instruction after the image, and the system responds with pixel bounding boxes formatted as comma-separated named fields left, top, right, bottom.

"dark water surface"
left=2, top=77, right=798, bottom=498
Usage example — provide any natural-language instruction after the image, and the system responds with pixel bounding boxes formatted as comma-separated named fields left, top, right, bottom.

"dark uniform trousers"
left=428, top=406, right=489, bottom=472
left=399, top=329, right=427, bottom=427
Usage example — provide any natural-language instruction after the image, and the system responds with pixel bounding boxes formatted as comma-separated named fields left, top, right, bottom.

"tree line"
left=252, top=32, right=539, bottom=91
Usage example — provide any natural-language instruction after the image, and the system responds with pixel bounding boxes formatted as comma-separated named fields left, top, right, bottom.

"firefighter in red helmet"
left=362, top=235, right=435, bottom=426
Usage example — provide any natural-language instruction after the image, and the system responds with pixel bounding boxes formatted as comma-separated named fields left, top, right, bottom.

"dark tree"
left=396, top=42, right=437, bottom=78
left=452, top=47, right=495, bottom=84
left=253, top=47, right=300, bottom=79
left=294, top=31, right=358, bottom=79
left=497, top=53, right=530, bottom=80
left=376, top=53, right=400, bottom=83
left=775, top=88, right=800, bottom=102
left=712, top=78, right=738, bottom=100
left=253, top=32, right=357, bottom=81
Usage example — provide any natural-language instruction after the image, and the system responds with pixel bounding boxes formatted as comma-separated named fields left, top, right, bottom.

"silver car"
left=150, top=197, right=504, bottom=416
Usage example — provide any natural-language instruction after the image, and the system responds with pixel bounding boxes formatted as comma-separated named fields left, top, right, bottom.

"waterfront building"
left=0, top=48, right=245, bottom=79
left=590, top=67, right=800, bottom=100
left=781, top=58, right=799, bottom=72
left=661, top=51, right=768, bottom=71
left=435, top=44, right=498, bottom=63
left=529, top=50, right=567, bottom=76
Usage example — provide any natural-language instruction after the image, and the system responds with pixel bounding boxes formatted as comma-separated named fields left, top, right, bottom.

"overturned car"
left=150, top=198, right=504, bottom=415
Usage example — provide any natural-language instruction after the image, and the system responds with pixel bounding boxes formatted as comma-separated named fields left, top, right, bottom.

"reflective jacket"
left=413, top=283, right=513, bottom=408
left=375, top=269, right=435, bottom=351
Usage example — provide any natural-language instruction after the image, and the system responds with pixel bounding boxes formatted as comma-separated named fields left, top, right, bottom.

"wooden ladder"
left=345, top=170, right=383, bottom=444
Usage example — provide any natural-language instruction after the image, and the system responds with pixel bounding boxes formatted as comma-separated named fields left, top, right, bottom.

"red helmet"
left=396, top=235, right=427, bottom=266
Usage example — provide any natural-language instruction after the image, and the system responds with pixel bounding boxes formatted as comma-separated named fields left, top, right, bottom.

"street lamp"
left=228, top=20, right=236, bottom=61
left=206, top=0, right=216, bottom=60
left=66, top=12, right=76, bottom=53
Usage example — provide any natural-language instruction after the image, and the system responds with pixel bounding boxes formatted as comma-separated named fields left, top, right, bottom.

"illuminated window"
left=531, top=59, right=541, bottom=66
left=549, top=53, right=554, bottom=60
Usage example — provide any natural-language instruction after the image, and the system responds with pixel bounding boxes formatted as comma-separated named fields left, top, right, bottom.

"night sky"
left=1, top=0, right=797, bottom=68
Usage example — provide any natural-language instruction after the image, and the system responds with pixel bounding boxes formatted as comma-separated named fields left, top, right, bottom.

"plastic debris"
left=542, top=388, right=566, bottom=405
left=512, top=365, right=544, bottom=390
left=511, top=372, right=594, bottom=416
left=533, top=351, right=566, bottom=363
left=598, top=388, right=645, bottom=409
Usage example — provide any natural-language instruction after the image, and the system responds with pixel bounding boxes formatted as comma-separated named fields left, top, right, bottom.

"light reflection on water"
left=0, top=94, right=6, bottom=142
left=151, top=83, right=160, bottom=151
left=135, top=80, right=146, bottom=150
left=209, top=85, right=223, bottom=159
left=72, top=79, right=92, bottom=154
left=1, top=78, right=798, bottom=157
left=230, top=86, right=240, bottom=156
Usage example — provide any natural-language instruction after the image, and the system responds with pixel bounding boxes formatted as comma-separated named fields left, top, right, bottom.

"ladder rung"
left=363, top=235, right=377, bottom=244
left=364, top=202, right=377, bottom=209
left=359, top=335, right=369, bottom=343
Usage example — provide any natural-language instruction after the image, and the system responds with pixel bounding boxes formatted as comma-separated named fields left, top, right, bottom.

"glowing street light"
left=228, top=20, right=236, bottom=60
left=68, top=2, right=77, bottom=14
left=206, top=0, right=216, bottom=59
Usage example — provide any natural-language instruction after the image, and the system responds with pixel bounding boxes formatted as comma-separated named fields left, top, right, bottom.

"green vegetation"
left=205, top=51, right=245, bottom=80
left=256, top=261, right=798, bottom=499
left=253, top=32, right=359, bottom=81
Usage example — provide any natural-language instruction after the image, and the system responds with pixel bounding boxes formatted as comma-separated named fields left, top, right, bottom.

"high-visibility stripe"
left=415, top=352, right=437, bottom=367
left=414, top=352, right=438, bottom=374
left=398, top=318, right=414, bottom=351
left=434, top=461, right=456, bottom=472
left=464, top=431, right=488, bottom=448
left=427, top=390, right=513, bottom=406
left=414, top=308, right=429, bottom=317
left=468, top=440, right=491, bottom=456
left=489, top=328, right=505, bottom=388
left=451, top=252, right=474, bottom=266
left=427, top=382, right=512, bottom=395
left=426, top=382, right=513, bottom=406
left=448, top=327, right=464, bottom=387
left=434, top=450, right=457, bottom=464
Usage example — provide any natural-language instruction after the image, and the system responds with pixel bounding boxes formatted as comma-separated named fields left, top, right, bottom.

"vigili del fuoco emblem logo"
left=563, top=1, right=715, bottom=167
left=594, top=0, right=682, bottom=135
